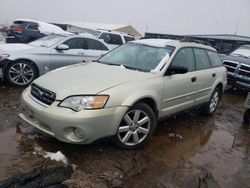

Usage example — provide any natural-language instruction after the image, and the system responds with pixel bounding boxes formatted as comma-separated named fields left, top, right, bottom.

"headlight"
left=0, top=54, right=9, bottom=61
left=59, top=95, right=109, bottom=111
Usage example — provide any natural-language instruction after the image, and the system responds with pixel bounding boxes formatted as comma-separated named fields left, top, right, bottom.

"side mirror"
left=56, top=44, right=69, bottom=51
left=167, top=65, right=188, bottom=75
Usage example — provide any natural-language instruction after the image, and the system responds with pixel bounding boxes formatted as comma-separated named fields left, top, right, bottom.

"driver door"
left=49, top=37, right=86, bottom=70
left=161, top=48, right=197, bottom=116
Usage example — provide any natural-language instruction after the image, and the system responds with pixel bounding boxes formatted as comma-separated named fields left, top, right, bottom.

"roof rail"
left=180, top=37, right=211, bottom=46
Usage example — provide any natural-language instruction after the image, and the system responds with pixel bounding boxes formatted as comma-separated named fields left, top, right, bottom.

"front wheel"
left=5, top=60, right=37, bottom=86
left=243, top=109, right=250, bottom=123
left=202, top=87, right=222, bottom=115
left=115, top=103, right=156, bottom=149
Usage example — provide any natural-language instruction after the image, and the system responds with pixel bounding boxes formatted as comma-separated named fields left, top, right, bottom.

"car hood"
left=223, top=55, right=250, bottom=65
left=33, top=62, right=151, bottom=100
left=0, top=43, right=34, bottom=54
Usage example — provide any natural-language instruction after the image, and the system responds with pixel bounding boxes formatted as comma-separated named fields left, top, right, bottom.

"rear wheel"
left=5, top=60, right=37, bottom=86
left=203, top=87, right=221, bottom=115
left=243, top=109, right=250, bottom=123
left=115, top=103, right=156, bottom=149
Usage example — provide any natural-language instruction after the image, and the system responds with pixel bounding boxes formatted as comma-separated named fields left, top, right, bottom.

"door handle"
left=212, top=73, right=216, bottom=77
left=191, top=77, right=197, bottom=82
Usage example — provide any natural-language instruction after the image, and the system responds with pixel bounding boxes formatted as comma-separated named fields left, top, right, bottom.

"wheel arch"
left=122, top=93, right=160, bottom=119
left=4, top=58, right=40, bottom=77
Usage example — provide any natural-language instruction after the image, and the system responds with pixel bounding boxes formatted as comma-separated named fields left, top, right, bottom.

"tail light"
left=13, top=26, right=23, bottom=33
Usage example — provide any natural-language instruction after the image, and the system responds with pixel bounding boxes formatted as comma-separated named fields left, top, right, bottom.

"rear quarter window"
left=206, top=50, right=223, bottom=67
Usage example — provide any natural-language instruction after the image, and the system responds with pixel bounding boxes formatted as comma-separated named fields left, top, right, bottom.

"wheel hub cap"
left=118, top=110, right=151, bottom=146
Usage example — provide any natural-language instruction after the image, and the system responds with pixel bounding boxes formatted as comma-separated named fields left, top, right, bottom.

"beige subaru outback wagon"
left=19, top=39, right=227, bottom=149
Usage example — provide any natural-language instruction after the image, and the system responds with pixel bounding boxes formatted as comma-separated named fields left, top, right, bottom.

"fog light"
left=74, top=127, right=85, bottom=139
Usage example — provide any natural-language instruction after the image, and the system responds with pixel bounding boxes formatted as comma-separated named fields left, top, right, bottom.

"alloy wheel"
left=8, top=63, right=34, bottom=86
left=209, top=90, right=220, bottom=113
left=118, top=110, right=151, bottom=146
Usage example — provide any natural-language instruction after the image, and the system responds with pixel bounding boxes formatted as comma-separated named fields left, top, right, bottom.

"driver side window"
left=63, top=38, right=83, bottom=49
left=171, top=48, right=195, bottom=72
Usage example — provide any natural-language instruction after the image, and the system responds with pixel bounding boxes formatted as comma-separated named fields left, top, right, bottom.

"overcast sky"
left=1, top=0, right=250, bottom=36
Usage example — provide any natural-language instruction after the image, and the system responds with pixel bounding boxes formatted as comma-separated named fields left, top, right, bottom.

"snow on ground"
left=43, top=151, right=68, bottom=165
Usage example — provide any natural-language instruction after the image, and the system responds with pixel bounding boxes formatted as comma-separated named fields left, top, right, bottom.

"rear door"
left=161, top=47, right=197, bottom=116
left=193, top=48, right=215, bottom=105
left=50, top=37, right=85, bottom=70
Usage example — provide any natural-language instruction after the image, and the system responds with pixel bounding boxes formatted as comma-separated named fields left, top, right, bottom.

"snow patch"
left=43, top=151, right=68, bottom=165
left=14, top=19, right=70, bottom=35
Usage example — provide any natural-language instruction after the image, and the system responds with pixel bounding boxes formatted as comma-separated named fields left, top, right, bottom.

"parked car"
left=80, top=29, right=135, bottom=49
left=223, top=45, right=250, bottom=90
left=0, top=34, right=109, bottom=86
left=6, top=19, right=68, bottom=43
left=244, top=92, right=250, bottom=123
left=0, top=33, right=4, bottom=44
left=19, top=39, right=227, bottom=149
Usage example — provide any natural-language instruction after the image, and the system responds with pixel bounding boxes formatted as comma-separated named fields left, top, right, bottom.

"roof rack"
left=180, top=37, right=211, bottom=46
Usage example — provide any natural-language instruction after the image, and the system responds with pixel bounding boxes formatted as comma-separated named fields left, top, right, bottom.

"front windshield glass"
left=99, top=43, right=175, bottom=72
left=80, top=28, right=101, bottom=37
left=29, top=34, right=66, bottom=48
left=231, top=45, right=250, bottom=58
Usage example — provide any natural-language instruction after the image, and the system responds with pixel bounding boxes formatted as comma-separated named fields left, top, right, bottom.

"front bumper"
left=227, top=72, right=250, bottom=90
left=19, top=89, right=129, bottom=144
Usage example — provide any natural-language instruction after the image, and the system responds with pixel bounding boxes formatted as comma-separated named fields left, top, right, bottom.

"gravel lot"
left=0, top=84, right=250, bottom=187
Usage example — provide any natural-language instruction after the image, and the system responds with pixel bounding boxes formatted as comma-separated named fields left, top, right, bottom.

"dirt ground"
left=0, top=84, right=250, bottom=188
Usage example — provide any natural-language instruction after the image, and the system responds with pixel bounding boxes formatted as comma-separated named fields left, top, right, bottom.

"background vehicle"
left=0, top=33, right=4, bottom=44
left=244, top=92, right=250, bottom=123
left=223, top=45, right=250, bottom=90
left=19, top=39, right=227, bottom=149
left=80, top=29, right=135, bottom=49
left=6, top=19, right=68, bottom=43
left=0, top=34, right=109, bottom=86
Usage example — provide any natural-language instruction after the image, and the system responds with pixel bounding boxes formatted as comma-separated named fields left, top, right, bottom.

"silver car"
left=19, top=39, right=227, bottom=149
left=0, top=34, right=109, bottom=86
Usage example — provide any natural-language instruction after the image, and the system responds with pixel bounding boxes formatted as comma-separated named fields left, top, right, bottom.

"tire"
left=115, top=103, right=157, bottom=149
left=202, top=87, right=222, bottom=115
left=243, top=109, right=250, bottom=123
left=5, top=60, right=37, bottom=86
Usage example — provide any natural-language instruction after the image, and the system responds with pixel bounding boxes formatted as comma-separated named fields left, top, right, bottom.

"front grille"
left=223, top=61, right=238, bottom=73
left=238, top=64, right=250, bottom=78
left=30, top=84, right=56, bottom=105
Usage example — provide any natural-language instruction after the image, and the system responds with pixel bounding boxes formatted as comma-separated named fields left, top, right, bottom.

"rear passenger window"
left=206, top=50, right=223, bottom=67
left=193, top=48, right=211, bottom=70
left=99, top=33, right=123, bottom=45
left=171, top=48, right=195, bottom=72
left=84, top=38, right=109, bottom=51
left=124, top=36, right=135, bottom=42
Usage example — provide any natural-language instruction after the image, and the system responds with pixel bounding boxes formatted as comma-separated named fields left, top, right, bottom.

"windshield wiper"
left=98, top=61, right=121, bottom=67
left=122, top=65, right=149, bottom=72
left=98, top=61, right=149, bottom=72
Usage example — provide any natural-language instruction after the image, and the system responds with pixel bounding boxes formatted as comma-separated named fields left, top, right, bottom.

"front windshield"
left=99, top=43, right=175, bottom=72
left=231, top=45, right=250, bottom=58
left=29, top=34, right=66, bottom=48
left=80, top=28, right=101, bottom=37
